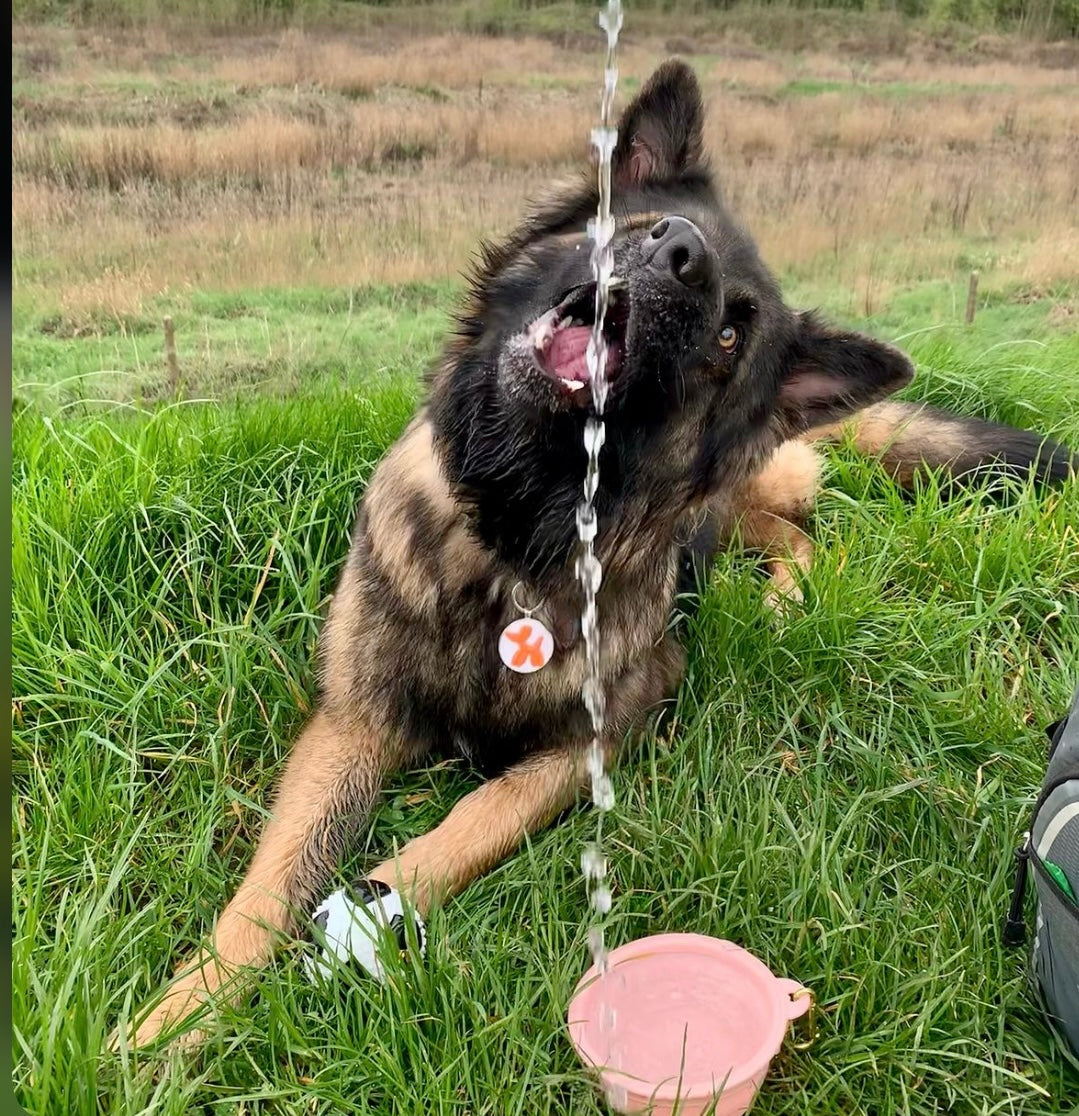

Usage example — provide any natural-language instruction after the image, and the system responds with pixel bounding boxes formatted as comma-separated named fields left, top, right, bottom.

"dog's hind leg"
left=685, top=441, right=819, bottom=612
left=739, top=508, right=815, bottom=611
left=118, top=709, right=402, bottom=1050
left=366, top=746, right=589, bottom=914
left=738, top=439, right=820, bottom=611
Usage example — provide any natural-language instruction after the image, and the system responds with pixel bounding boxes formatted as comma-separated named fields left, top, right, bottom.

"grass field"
left=11, top=8, right=1079, bottom=1115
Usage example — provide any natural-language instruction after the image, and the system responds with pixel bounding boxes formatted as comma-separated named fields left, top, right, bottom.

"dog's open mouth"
left=527, top=280, right=629, bottom=401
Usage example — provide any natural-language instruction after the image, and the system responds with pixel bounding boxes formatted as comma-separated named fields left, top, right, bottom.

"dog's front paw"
left=110, top=985, right=210, bottom=1053
left=305, top=878, right=425, bottom=983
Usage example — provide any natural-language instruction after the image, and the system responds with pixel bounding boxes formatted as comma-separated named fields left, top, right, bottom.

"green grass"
left=776, top=79, right=1023, bottom=98
left=12, top=283, right=1079, bottom=1114
left=12, top=283, right=456, bottom=407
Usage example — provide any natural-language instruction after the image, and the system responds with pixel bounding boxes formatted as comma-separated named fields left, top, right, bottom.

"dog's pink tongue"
left=547, top=326, right=592, bottom=382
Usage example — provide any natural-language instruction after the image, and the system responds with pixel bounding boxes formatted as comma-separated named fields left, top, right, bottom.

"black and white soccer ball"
left=304, top=878, right=426, bottom=983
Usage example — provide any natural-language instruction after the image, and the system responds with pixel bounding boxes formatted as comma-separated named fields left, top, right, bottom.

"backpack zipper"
left=1003, top=832, right=1031, bottom=947
left=1029, top=843, right=1079, bottom=925
left=1001, top=703, right=1077, bottom=947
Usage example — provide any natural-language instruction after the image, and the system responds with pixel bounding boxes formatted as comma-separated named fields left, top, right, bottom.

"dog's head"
left=430, top=60, right=913, bottom=574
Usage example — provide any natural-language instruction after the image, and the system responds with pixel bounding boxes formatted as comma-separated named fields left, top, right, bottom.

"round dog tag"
left=498, top=617, right=555, bottom=673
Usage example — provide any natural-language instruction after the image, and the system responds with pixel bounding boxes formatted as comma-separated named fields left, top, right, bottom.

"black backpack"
left=1004, top=685, right=1079, bottom=1059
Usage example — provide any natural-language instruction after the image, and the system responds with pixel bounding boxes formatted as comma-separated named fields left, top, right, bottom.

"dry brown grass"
left=12, top=24, right=1079, bottom=325
left=209, top=29, right=601, bottom=91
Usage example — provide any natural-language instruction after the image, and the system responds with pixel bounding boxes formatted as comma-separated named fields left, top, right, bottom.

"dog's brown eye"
left=718, top=324, right=741, bottom=353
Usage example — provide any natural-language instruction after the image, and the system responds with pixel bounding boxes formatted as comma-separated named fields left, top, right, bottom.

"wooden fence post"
left=965, top=271, right=979, bottom=325
left=164, top=316, right=182, bottom=395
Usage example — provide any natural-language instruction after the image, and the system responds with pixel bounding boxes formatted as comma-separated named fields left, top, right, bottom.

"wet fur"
left=118, top=60, right=1076, bottom=1050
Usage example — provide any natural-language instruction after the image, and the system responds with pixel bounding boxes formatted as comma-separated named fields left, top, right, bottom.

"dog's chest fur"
left=316, top=416, right=685, bottom=773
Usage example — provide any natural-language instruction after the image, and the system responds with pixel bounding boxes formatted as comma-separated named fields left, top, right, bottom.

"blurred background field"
left=12, top=0, right=1079, bottom=406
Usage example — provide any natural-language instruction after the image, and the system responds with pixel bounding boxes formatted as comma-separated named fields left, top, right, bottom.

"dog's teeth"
left=559, top=377, right=586, bottom=389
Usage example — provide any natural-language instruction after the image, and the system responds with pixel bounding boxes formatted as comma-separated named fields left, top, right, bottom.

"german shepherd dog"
left=123, top=60, right=1074, bottom=1048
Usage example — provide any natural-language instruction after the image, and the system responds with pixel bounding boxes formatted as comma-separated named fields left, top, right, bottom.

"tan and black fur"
left=706, top=397, right=1076, bottom=609
left=119, top=61, right=1075, bottom=1050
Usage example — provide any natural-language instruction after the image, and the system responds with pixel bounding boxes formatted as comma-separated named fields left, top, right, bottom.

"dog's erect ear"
left=612, top=59, right=705, bottom=187
left=778, top=314, right=915, bottom=431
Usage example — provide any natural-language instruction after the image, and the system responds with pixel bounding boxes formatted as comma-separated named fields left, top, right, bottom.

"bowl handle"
left=776, top=977, right=813, bottom=1021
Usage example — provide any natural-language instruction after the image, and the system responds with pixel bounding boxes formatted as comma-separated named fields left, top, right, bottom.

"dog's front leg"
left=116, top=708, right=405, bottom=1050
left=367, top=745, right=590, bottom=914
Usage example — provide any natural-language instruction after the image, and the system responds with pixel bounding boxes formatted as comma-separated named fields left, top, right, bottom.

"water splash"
left=575, top=0, right=625, bottom=1107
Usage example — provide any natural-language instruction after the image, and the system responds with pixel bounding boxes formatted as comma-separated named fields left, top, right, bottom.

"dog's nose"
left=641, top=216, right=714, bottom=288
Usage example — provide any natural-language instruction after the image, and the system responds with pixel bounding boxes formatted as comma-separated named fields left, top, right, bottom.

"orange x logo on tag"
left=506, top=624, right=546, bottom=668
left=498, top=617, right=554, bottom=674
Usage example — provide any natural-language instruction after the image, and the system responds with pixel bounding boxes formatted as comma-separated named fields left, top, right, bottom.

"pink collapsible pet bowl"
left=567, top=934, right=811, bottom=1116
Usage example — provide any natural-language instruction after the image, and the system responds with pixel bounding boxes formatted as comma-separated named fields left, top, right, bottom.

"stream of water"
left=575, top=0, right=624, bottom=1105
